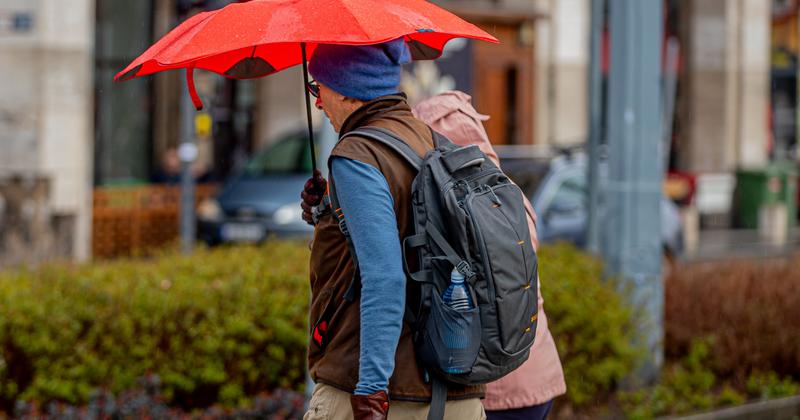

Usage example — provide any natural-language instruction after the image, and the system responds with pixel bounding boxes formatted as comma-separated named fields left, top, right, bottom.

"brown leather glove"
left=350, top=391, right=389, bottom=420
left=300, top=169, right=327, bottom=225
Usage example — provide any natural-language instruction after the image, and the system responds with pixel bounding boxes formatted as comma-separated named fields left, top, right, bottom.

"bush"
left=621, top=339, right=720, bottom=419
left=665, top=255, right=800, bottom=380
left=13, top=375, right=305, bottom=419
left=537, top=244, right=640, bottom=406
left=621, top=338, right=800, bottom=419
left=746, top=371, right=800, bottom=400
left=0, top=242, right=310, bottom=414
left=0, top=241, right=639, bottom=413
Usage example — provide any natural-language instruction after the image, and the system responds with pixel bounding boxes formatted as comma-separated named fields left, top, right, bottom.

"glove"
left=301, top=169, right=327, bottom=225
left=350, top=391, right=389, bottom=420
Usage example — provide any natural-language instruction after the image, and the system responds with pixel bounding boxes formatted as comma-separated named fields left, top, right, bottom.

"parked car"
left=201, top=131, right=683, bottom=257
left=197, top=130, right=318, bottom=245
left=499, top=148, right=684, bottom=257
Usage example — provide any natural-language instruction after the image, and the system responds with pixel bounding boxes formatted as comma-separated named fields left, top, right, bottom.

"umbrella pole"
left=301, top=42, right=318, bottom=174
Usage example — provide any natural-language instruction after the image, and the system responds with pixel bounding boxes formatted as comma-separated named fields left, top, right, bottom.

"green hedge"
left=0, top=241, right=638, bottom=412
left=537, top=244, right=640, bottom=405
left=621, top=338, right=800, bottom=419
left=0, top=242, right=310, bottom=413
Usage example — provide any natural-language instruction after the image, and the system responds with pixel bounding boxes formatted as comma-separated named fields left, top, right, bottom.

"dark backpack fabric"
left=328, top=126, right=538, bottom=417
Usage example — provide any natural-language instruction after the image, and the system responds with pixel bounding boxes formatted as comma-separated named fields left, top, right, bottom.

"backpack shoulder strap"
left=430, top=128, right=456, bottom=149
left=428, top=377, right=448, bottom=420
left=324, top=125, right=423, bottom=305
left=323, top=126, right=429, bottom=332
left=326, top=169, right=360, bottom=303
left=339, top=126, right=424, bottom=171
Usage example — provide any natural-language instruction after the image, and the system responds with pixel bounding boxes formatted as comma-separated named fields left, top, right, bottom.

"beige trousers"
left=304, top=383, right=486, bottom=420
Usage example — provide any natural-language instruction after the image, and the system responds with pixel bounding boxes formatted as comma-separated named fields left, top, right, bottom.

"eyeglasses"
left=307, top=79, right=320, bottom=98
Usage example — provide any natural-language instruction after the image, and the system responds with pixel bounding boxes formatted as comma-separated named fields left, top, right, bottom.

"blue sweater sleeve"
left=331, top=157, right=406, bottom=396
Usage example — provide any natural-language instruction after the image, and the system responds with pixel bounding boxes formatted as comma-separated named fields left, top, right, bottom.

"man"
left=300, top=39, right=485, bottom=420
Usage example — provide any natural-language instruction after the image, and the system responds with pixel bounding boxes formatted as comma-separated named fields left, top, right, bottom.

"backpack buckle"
left=456, top=261, right=475, bottom=279
left=311, top=202, right=330, bottom=225
left=338, top=218, right=349, bottom=236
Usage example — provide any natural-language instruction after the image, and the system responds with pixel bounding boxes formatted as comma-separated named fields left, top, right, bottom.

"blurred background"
left=1, top=0, right=798, bottom=263
left=0, top=0, right=799, bottom=418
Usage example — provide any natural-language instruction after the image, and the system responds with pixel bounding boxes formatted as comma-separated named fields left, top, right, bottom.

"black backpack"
left=326, top=126, right=538, bottom=419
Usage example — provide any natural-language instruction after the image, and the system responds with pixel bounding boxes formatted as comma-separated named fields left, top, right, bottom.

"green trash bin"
left=734, top=164, right=798, bottom=229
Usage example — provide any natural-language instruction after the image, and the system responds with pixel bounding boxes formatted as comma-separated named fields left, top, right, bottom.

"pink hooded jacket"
left=413, top=91, right=567, bottom=410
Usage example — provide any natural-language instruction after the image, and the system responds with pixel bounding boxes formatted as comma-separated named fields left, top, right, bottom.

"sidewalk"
left=687, top=228, right=800, bottom=262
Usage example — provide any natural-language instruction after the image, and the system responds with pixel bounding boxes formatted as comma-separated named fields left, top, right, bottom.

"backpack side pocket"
left=418, top=290, right=482, bottom=376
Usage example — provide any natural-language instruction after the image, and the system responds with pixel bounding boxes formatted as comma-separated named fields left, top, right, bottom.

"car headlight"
left=197, top=198, right=223, bottom=222
left=274, top=202, right=302, bottom=226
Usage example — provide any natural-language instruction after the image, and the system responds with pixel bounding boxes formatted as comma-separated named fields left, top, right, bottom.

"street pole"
left=179, top=72, right=197, bottom=254
left=662, top=37, right=680, bottom=172
left=586, top=0, right=605, bottom=255
left=603, top=0, right=664, bottom=384
left=797, top=7, right=800, bottom=162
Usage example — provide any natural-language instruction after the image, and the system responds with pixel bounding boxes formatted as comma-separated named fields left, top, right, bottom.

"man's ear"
left=343, top=96, right=365, bottom=108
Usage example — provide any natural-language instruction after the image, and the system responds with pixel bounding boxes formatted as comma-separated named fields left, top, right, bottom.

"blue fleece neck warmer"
left=308, top=38, right=411, bottom=101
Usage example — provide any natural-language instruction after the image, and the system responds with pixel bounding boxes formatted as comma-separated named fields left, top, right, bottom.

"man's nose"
left=315, top=96, right=323, bottom=110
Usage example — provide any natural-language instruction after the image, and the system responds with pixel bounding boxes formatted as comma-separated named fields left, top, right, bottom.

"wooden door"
left=473, top=22, right=536, bottom=145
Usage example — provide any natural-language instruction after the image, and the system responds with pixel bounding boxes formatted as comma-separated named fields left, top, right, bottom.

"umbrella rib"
left=334, top=0, right=375, bottom=42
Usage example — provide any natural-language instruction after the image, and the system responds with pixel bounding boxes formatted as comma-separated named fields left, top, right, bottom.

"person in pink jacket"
left=413, top=91, right=567, bottom=420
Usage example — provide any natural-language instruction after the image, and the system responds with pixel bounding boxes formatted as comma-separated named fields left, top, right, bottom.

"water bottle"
left=442, top=269, right=474, bottom=311
left=441, top=268, right=475, bottom=375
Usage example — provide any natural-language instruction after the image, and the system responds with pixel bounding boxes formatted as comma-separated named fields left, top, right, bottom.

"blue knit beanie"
left=308, top=38, right=411, bottom=101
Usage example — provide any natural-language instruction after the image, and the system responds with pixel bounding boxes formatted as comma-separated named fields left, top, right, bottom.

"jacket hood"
left=412, top=90, right=498, bottom=165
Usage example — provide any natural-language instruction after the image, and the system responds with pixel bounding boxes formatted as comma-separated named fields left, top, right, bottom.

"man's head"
left=162, top=148, right=181, bottom=175
left=309, top=39, right=410, bottom=132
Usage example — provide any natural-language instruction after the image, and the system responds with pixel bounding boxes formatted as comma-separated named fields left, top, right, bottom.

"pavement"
left=686, top=228, right=800, bottom=262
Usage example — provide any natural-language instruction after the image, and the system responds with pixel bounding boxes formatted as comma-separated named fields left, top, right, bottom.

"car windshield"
left=550, top=174, right=587, bottom=210
left=242, top=132, right=313, bottom=177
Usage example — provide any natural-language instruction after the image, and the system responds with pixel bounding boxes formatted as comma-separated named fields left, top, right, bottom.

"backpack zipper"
left=463, top=188, right=497, bottom=303
left=489, top=183, right=532, bottom=286
left=442, top=167, right=503, bottom=196
left=467, top=183, right=538, bottom=355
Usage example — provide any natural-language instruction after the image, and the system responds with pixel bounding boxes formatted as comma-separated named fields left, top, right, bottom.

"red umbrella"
left=115, top=0, right=498, bottom=171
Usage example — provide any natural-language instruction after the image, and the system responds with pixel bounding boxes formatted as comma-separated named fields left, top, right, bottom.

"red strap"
left=186, top=68, right=204, bottom=111
left=312, top=320, right=328, bottom=347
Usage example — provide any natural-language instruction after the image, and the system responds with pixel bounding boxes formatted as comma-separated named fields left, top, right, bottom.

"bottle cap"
left=450, top=268, right=465, bottom=283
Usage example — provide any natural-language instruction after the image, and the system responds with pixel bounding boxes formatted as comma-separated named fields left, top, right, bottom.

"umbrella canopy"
left=115, top=0, right=497, bottom=88
left=115, top=0, right=498, bottom=172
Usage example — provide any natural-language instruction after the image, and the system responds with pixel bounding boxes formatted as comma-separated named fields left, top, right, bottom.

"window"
left=242, top=133, right=308, bottom=176
left=94, top=0, right=155, bottom=185
left=550, top=173, right=587, bottom=213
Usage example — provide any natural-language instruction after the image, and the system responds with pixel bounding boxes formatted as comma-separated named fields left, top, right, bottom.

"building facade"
left=677, top=0, right=773, bottom=174
left=0, top=0, right=94, bottom=265
left=0, top=0, right=794, bottom=265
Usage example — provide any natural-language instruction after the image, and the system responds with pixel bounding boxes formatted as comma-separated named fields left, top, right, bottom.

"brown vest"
left=308, top=95, right=484, bottom=401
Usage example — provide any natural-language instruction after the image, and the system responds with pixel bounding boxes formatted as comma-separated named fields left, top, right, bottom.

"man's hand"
left=301, top=169, right=327, bottom=225
left=350, top=391, right=389, bottom=420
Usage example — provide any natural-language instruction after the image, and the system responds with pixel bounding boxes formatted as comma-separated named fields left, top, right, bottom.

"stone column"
left=533, top=0, right=551, bottom=146
left=734, top=0, right=771, bottom=168
left=38, top=0, right=95, bottom=261
left=535, top=0, right=590, bottom=146
left=679, top=0, right=770, bottom=173
left=0, top=0, right=95, bottom=263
